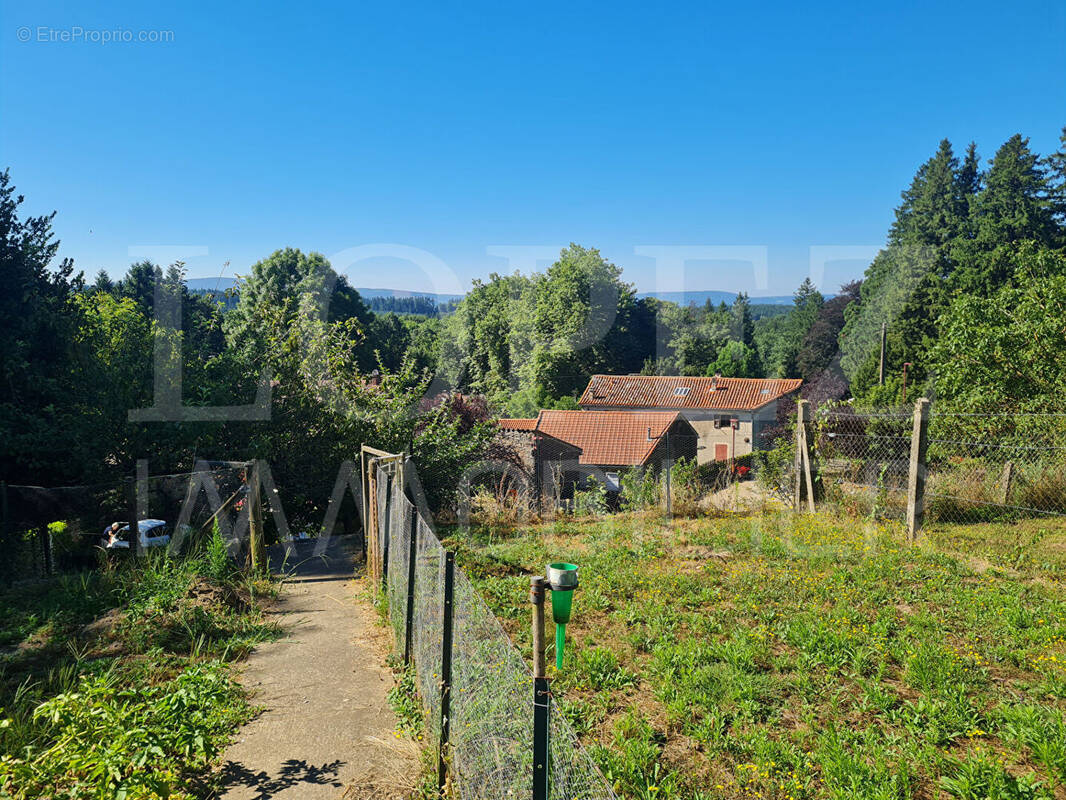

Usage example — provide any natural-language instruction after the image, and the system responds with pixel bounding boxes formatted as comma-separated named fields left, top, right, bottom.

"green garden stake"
left=547, top=562, right=579, bottom=670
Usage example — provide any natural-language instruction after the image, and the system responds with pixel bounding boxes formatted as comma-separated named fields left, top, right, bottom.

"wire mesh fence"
left=371, top=455, right=618, bottom=800
left=925, top=411, right=1066, bottom=524
left=791, top=404, right=1066, bottom=527
left=809, top=407, right=913, bottom=521
left=0, top=462, right=253, bottom=585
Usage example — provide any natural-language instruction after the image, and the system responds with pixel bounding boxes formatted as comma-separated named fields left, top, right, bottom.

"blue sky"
left=2, top=0, right=1064, bottom=296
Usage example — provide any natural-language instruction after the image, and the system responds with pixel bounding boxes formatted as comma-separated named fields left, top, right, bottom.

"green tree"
left=931, top=245, right=1066, bottom=409
left=952, top=134, right=1056, bottom=294
left=759, top=278, right=823, bottom=377
left=707, top=340, right=761, bottom=378
left=840, top=139, right=974, bottom=388
left=0, top=170, right=84, bottom=483
left=796, top=280, right=861, bottom=381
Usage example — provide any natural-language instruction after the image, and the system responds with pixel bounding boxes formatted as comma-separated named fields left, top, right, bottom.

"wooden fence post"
left=906, top=398, right=931, bottom=542
left=128, top=475, right=140, bottom=559
left=531, top=575, right=550, bottom=800
left=248, top=461, right=266, bottom=576
left=367, top=457, right=379, bottom=583
left=793, top=401, right=806, bottom=510
left=381, top=470, right=392, bottom=592
left=999, top=461, right=1015, bottom=505
left=793, top=400, right=815, bottom=512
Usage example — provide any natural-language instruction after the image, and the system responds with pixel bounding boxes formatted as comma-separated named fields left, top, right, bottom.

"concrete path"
left=217, top=537, right=419, bottom=800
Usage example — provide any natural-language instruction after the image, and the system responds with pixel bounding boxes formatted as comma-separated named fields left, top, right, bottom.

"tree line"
left=3, top=125, right=1064, bottom=507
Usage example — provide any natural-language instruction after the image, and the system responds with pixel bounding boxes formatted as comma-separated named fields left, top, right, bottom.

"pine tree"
left=729, top=291, right=755, bottom=346
left=952, top=134, right=1056, bottom=294
left=1046, top=126, right=1066, bottom=233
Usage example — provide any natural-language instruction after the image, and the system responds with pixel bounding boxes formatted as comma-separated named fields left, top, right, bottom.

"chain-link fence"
left=807, top=407, right=913, bottom=521
left=790, top=403, right=1066, bottom=527
left=925, top=411, right=1066, bottom=524
left=371, top=455, right=617, bottom=800
left=0, top=462, right=253, bottom=585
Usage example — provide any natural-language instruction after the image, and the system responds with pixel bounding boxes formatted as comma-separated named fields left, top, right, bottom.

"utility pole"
left=878, top=323, right=886, bottom=386
left=902, top=362, right=912, bottom=405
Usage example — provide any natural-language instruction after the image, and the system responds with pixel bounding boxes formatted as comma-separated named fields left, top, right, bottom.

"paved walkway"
left=217, top=537, right=418, bottom=800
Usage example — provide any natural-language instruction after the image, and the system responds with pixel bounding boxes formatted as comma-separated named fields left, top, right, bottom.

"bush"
left=619, top=468, right=660, bottom=511
left=0, top=662, right=251, bottom=799
left=573, top=476, right=609, bottom=517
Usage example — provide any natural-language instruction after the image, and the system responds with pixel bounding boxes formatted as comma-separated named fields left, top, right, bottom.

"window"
left=760, top=388, right=770, bottom=395
left=605, top=472, right=620, bottom=491
left=674, top=387, right=690, bottom=397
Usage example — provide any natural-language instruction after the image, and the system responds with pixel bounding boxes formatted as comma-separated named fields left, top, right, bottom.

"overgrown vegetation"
left=0, top=530, right=278, bottom=799
left=446, top=512, right=1066, bottom=799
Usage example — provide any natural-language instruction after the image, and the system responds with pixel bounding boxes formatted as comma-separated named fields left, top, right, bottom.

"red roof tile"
left=534, top=410, right=688, bottom=466
left=578, top=374, right=801, bottom=411
left=498, top=418, right=537, bottom=431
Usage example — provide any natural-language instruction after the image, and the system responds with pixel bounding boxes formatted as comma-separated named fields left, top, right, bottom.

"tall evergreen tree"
left=729, top=292, right=755, bottom=346
left=0, top=170, right=84, bottom=482
left=1046, top=126, right=1066, bottom=234
left=952, top=134, right=1056, bottom=294
left=841, top=139, right=968, bottom=390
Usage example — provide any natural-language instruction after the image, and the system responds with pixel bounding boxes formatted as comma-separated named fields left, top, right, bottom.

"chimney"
left=368, top=369, right=381, bottom=387
left=711, top=373, right=720, bottom=390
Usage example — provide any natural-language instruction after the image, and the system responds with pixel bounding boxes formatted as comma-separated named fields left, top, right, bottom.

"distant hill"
left=186, top=277, right=238, bottom=292
left=636, top=290, right=796, bottom=306
left=182, top=280, right=811, bottom=314
left=354, top=287, right=466, bottom=304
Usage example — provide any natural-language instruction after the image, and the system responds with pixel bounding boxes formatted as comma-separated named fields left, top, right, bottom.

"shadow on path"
left=217, top=758, right=345, bottom=800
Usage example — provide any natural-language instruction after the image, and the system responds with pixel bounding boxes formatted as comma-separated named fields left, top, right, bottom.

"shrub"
left=619, top=467, right=660, bottom=511
left=0, top=662, right=250, bottom=799
left=573, top=476, right=608, bottom=517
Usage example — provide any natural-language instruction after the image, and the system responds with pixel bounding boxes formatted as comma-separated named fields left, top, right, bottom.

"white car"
left=103, top=519, right=172, bottom=550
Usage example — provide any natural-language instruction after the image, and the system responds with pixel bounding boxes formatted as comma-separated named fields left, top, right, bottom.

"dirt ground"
left=216, top=537, right=419, bottom=800
left=700, top=479, right=783, bottom=512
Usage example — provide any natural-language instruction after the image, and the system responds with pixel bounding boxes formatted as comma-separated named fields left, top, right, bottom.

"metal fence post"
left=531, top=575, right=550, bottom=800
left=403, top=507, right=418, bottom=664
left=906, top=398, right=931, bottom=541
left=438, top=550, right=455, bottom=796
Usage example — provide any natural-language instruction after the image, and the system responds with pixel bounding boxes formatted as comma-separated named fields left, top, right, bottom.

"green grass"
left=0, top=532, right=279, bottom=799
left=444, top=512, right=1066, bottom=800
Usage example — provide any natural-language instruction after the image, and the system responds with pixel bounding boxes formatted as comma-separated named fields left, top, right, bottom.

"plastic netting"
left=375, top=458, right=617, bottom=800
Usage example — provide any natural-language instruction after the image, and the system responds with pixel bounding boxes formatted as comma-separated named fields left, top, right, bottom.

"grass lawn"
left=444, top=512, right=1066, bottom=800
left=0, top=532, right=279, bottom=799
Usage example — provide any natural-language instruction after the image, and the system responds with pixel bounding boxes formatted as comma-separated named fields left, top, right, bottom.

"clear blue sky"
left=2, top=0, right=1064, bottom=296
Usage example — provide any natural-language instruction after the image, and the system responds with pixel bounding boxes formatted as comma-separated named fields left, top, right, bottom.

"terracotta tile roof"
left=534, top=410, right=689, bottom=466
left=498, top=418, right=537, bottom=431
left=578, top=374, right=802, bottom=411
